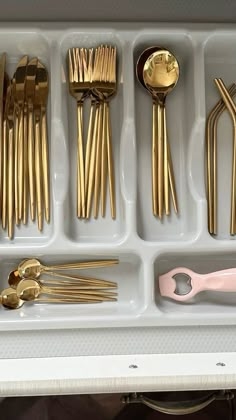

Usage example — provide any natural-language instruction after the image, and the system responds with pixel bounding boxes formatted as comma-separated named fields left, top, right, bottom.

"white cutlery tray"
left=1, top=23, right=236, bottom=332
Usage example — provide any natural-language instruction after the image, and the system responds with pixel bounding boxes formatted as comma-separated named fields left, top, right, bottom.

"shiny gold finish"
left=0, top=53, right=6, bottom=221
left=25, top=58, right=37, bottom=222
left=1, top=257, right=119, bottom=309
left=143, top=48, right=179, bottom=219
left=206, top=81, right=236, bottom=236
left=7, top=84, right=15, bottom=239
left=8, top=269, right=117, bottom=289
left=0, top=55, right=50, bottom=239
left=68, top=48, right=92, bottom=218
left=37, top=60, right=50, bottom=223
left=14, top=55, right=28, bottom=221
left=1, top=287, right=109, bottom=309
left=214, top=79, right=236, bottom=235
left=16, top=278, right=117, bottom=302
left=18, top=257, right=119, bottom=279
left=34, top=79, right=43, bottom=231
left=2, top=73, right=10, bottom=230
left=92, top=45, right=117, bottom=219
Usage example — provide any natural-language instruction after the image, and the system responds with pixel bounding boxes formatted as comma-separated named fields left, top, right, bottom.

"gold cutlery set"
left=0, top=53, right=50, bottom=239
left=0, top=257, right=118, bottom=309
left=68, top=45, right=117, bottom=220
left=206, top=79, right=236, bottom=235
left=136, top=47, right=179, bottom=218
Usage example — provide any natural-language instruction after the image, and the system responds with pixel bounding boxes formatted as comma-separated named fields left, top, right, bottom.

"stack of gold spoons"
left=0, top=257, right=118, bottom=309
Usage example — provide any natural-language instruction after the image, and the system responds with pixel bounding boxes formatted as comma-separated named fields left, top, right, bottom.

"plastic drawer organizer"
left=2, top=23, right=236, bottom=341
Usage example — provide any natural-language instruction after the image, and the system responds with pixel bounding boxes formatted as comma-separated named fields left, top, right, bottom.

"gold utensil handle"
left=40, top=287, right=116, bottom=301
left=163, top=106, right=169, bottom=215
left=77, top=103, right=85, bottom=218
left=106, top=102, right=116, bottom=219
left=35, top=297, right=103, bottom=304
left=23, top=106, right=28, bottom=225
left=94, top=102, right=103, bottom=218
left=28, top=105, right=35, bottom=221
left=18, top=107, right=24, bottom=221
left=44, top=259, right=119, bottom=271
left=14, top=112, right=19, bottom=225
left=41, top=278, right=116, bottom=288
left=8, top=125, right=14, bottom=239
left=152, top=100, right=158, bottom=216
left=44, top=270, right=117, bottom=286
left=41, top=107, right=50, bottom=223
left=86, top=103, right=99, bottom=218
left=101, top=101, right=108, bottom=217
left=157, top=103, right=164, bottom=219
left=35, top=115, right=43, bottom=231
left=2, top=118, right=7, bottom=229
left=167, top=142, right=178, bottom=214
left=85, top=100, right=95, bottom=197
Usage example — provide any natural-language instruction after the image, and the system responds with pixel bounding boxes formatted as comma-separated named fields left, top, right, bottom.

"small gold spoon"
left=18, top=258, right=119, bottom=279
left=16, top=279, right=117, bottom=302
left=0, top=287, right=105, bottom=309
left=8, top=270, right=117, bottom=289
left=142, top=47, right=179, bottom=217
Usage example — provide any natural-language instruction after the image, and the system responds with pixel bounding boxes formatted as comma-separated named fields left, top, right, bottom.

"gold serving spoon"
left=18, top=258, right=119, bottom=279
left=8, top=270, right=117, bottom=289
left=1, top=287, right=106, bottom=310
left=16, top=279, right=117, bottom=302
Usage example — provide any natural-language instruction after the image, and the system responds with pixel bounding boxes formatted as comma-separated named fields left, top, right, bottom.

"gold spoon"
left=0, top=287, right=105, bottom=309
left=8, top=270, right=117, bottom=289
left=16, top=279, right=117, bottom=302
left=18, top=258, right=119, bottom=279
left=142, top=47, right=179, bottom=218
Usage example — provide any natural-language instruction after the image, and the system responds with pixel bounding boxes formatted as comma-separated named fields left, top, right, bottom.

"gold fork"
left=6, top=83, right=15, bottom=239
left=92, top=45, right=117, bottom=219
left=37, top=60, right=50, bottom=224
left=25, top=57, right=37, bottom=222
left=14, top=55, right=28, bottom=223
left=68, top=48, right=91, bottom=218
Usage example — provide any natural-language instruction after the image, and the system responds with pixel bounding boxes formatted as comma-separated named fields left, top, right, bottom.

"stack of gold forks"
left=68, top=45, right=117, bottom=220
left=0, top=53, right=50, bottom=239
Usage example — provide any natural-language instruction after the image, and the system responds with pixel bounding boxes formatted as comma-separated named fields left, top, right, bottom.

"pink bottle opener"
left=159, top=267, right=236, bottom=302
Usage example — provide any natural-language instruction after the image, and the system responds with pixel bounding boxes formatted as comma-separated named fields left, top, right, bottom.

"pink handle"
left=159, top=267, right=236, bottom=302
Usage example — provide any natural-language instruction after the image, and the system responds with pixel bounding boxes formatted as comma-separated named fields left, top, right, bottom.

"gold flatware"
left=143, top=48, right=179, bottom=218
left=92, top=45, right=117, bottom=219
left=214, top=78, right=236, bottom=235
left=206, top=83, right=236, bottom=234
left=68, top=48, right=91, bottom=218
left=2, top=72, right=10, bottom=230
left=7, top=83, right=15, bottom=239
left=1, top=287, right=106, bottom=310
left=37, top=60, right=50, bottom=223
left=8, top=269, right=117, bottom=289
left=14, top=55, right=28, bottom=222
left=34, top=72, right=43, bottom=231
left=16, top=279, right=117, bottom=302
left=25, top=57, right=37, bottom=222
left=0, top=52, right=6, bottom=221
left=18, top=257, right=119, bottom=278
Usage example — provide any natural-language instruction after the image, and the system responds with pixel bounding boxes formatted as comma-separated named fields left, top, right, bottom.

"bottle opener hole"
left=173, top=273, right=192, bottom=296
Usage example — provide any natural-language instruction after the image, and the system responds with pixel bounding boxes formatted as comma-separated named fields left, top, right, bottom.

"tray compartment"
left=134, top=32, right=199, bottom=242
left=0, top=30, right=53, bottom=245
left=0, top=252, right=145, bottom=330
left=204, top=33, right=236, bottom=240
left=59, top=30, right=126, bottom=243
left=154, top=250, right=236, bottom=323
